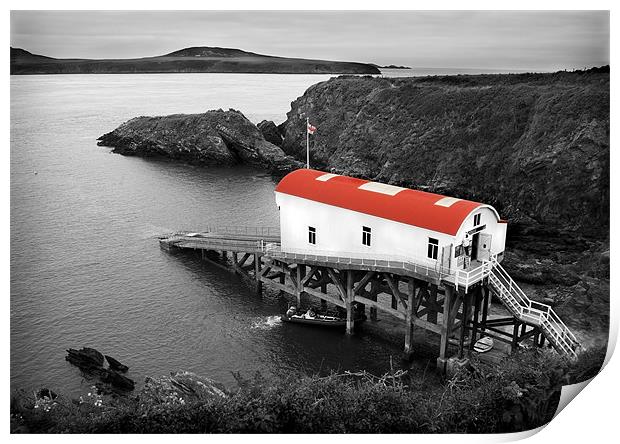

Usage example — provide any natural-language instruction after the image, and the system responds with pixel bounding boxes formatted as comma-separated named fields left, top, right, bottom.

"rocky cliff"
left=97, top=109, right=302, bottom=173
left=280, top=70, right=609, bottom=238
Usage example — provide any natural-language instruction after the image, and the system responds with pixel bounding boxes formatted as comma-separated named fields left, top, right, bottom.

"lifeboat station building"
left=161, top=168, right=580, bottom=372
left=275, top=169, right=507, bottom=278
left=270, top=169, right=579, bottom=367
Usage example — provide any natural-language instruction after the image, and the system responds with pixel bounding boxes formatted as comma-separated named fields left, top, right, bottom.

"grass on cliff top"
left=11, top=346, right=606, bottom=434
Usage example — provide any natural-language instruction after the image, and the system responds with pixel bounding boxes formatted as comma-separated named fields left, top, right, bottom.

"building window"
left=362, top=226, right=372, bottom=246
left=308, top=226, right=316, bottom=245
left=473, top=213, right=481, bottom=226
left=427, top=238, right=439, bottom=260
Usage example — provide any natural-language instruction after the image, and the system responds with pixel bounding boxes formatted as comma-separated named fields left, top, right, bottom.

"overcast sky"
left=10, top=10, right=609, bottom=71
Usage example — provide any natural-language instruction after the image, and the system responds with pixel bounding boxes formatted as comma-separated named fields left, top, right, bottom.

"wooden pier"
left=159, top=227, right=579, bottom=374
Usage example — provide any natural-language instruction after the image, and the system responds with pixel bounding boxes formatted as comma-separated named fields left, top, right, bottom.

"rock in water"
left=97, top=109, right=303, bottom=174
left=100, top=370, right=135, bottom=391
left=66, top=347, right=135, bottom=391
left=140, top=371, right=227, bottom=405
left=257, top=120, right=283, bottom=147
left=105, top=355, right=129, bottom=373
left=66, top=347, right=105, bottom=370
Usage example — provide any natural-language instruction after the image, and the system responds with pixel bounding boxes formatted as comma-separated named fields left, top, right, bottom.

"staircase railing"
left=454, top=259, right=494, bottom=293
left=485, top=256, right=580, bottom=358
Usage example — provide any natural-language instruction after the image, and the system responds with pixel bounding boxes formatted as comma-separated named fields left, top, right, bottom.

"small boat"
left=281, top=306, right=364, bottom=328
left=473, top=336, right=494, bottom=353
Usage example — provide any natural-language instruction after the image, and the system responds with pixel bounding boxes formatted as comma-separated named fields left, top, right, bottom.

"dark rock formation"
left=66, top=347, right=104, bottom=370
left=100, top=370, right=135, bottom=391
left=105, top=355, right=129, bottom=373
left=257, top=120, right=283, bottom=147
left=65, top=347, right=135, bottom=391
left=139, top=371, right=227, bottom=405
left=280, top=71, right=609, bottom=238
left=97, top=109, right=303, bottom=174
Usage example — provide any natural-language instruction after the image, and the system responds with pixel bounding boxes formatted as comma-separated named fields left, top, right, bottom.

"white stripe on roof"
left=358, top=181, right=406, bottom=196
left=434, top=196, right=462, bottom=207
left=315, top=173, right=340, bottom=182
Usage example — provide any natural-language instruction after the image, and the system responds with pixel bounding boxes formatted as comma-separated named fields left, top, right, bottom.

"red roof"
left=275, top=169, right=494, bottom=236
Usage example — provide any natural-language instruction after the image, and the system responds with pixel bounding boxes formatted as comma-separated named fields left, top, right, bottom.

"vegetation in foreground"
left=11, top=346, right=606, bottom=434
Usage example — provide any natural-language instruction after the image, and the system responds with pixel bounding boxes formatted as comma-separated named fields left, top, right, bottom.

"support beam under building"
left=346, top=270, right=355, bottom=335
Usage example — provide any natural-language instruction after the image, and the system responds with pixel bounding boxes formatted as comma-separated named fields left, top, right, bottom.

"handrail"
left=485, top=256, right=579, bottom=357
left=172, top=226, right=280, bottom=238
left=263, top=245, right=450, bottom=278
left=202, top=225, right=280, bottom=237
left=491, top=257, right=578, bottom=344
left=454, top=256, right=496, bottom=293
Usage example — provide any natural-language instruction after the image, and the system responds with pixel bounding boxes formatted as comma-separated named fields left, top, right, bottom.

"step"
left=487, top=265, right=580, bottom=358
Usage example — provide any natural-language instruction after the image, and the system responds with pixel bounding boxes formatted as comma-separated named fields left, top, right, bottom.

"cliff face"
left=281, top=71, right=609, bottom=237
left=97, top=109, right=302, bottom=173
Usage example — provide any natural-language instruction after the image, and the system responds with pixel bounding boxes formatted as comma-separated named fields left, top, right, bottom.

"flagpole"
left=306, top=117, right=310, bottom=168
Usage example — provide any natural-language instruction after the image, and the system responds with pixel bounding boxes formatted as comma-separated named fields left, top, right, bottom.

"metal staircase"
left=486, top=256, right=580, bottom=358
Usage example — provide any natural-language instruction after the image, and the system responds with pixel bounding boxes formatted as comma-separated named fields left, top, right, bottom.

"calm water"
left=10, top=74, right=407, bottom=397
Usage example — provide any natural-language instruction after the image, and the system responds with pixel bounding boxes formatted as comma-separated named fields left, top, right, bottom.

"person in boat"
left=286, top=306, right=297, bottom=318
left=304, top=308, right=316, bottom=319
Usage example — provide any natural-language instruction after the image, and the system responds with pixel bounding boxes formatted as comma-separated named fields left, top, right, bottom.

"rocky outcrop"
left=276, top=70, right=609, bottom=340
left=139, top=371, right=227, bottom=405
left=105, top=355, right=129, bottom=373
left=280, top=70, right=609, bottom=238
left=66, top=347, right=104, bottom=370
left=65, top=347, right=135, bottom=391
left=257, top=120, right=283, bottom=147
left=97, top=109, right=303, bottom=174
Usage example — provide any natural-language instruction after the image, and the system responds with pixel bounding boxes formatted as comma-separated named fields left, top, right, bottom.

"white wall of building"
left=276, top=192, right=508, bottom=273
left=276, top=192, right=456, bottom=272
left=454, top=206, right=507, bottom=260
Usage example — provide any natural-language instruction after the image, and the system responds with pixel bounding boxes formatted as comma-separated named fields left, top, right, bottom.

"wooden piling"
left=295, top=265, right=303, bottom=306
left=437, top=285, right=453, bottom=371
left=511, top=322, right=520, bottom=353
left=346, top=270, right=354, bottom=335
left=480, top=286, right=489, bottom=337
left=458, top=293, right=469, bottom=359
left=404, top=279, right=416, bottom=359
left=427, top=284, right=438, bottom=324
left=370, top=280, right=379, bottom=321
left=254, top=253, right=262, bottom=295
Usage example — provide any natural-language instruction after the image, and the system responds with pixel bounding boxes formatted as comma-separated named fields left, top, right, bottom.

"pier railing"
left=454, top=257, right=495, bottom=293
left=172, top=226, right=280, bottom=238
left=263, top=244, right=450, bottom=280
left=202, top=225, right=280, bottom=238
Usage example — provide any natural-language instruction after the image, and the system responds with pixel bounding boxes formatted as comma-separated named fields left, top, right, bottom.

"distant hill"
left=10, top=46, right=380, bottom=75
left=379, top=65, right=412, bottom=69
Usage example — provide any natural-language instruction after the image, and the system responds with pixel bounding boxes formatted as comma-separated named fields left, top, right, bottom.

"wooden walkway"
left=159, top=227, right=579, bottom=374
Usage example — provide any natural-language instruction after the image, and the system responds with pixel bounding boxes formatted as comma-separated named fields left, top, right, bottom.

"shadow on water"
left=165, top=248, right=437, bottom=385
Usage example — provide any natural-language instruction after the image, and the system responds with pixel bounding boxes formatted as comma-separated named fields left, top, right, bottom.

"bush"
left=12, top=347, right=604, bottom=434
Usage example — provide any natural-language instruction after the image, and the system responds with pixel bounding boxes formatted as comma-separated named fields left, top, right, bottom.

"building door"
left=440, top=244, right=452, bottom=274
left=471, top=233, right=480, bottom=260
left=476, top=233, right=492, bottom=261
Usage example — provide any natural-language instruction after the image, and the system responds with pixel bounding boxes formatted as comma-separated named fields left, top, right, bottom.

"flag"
left=307, top=122, right=317, bottom=135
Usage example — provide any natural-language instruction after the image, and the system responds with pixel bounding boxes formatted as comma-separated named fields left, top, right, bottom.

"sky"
left=10, top=10, right=610, bottom=71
